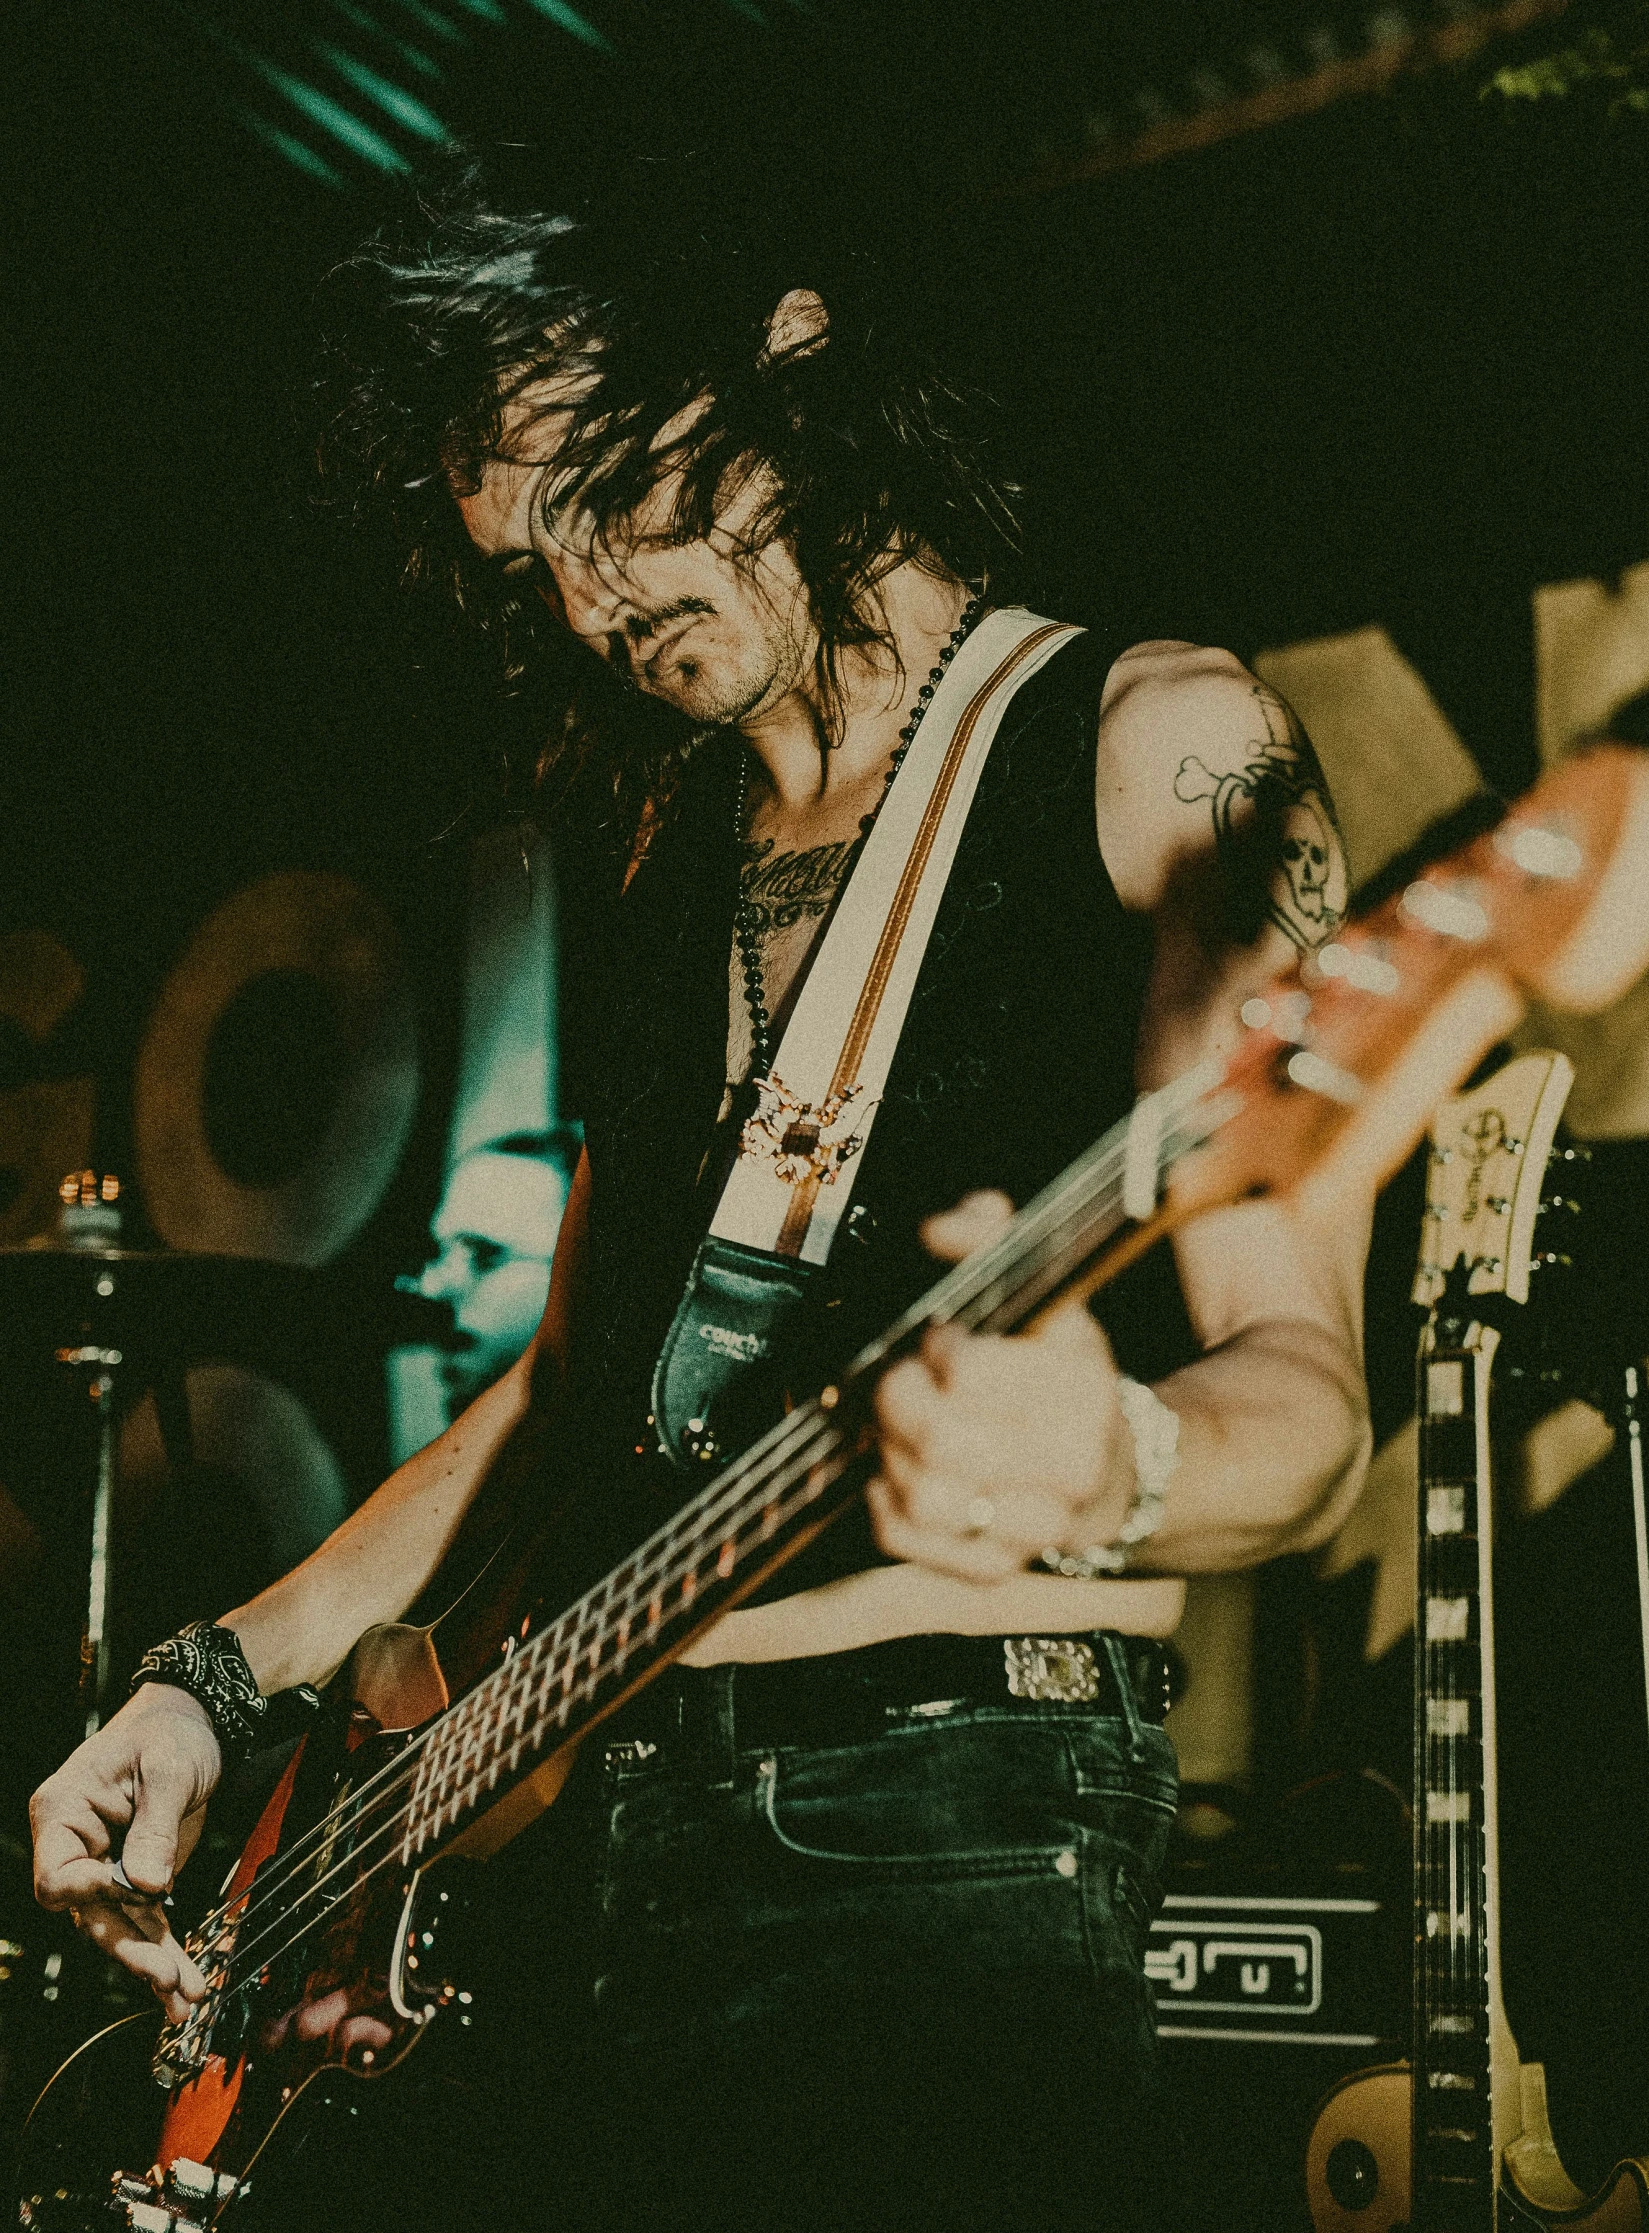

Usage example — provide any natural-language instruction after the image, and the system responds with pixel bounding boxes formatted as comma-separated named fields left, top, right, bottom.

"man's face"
left=457, top=389, right=815, bottom=728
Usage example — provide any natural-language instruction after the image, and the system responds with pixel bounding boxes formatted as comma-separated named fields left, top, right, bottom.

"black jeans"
left=309, top=1642, right=1179, bottom=2233
left=548, top=1645, right=1181, bottom=2233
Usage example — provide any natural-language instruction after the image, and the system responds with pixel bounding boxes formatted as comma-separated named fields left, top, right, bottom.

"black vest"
left=564, top=624, right=1198, bottom=1592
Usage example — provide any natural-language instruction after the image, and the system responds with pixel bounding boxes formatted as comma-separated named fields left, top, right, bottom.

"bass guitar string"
left=203, top=1435, right=868, bottom=2008
left=189, top=1388, right=996, bottom=1991
left=184, top=1369, right=860, bottom=1959
left=197, top=1161, right=1095, bottom=2000
left=218, top=1172, right=1147, bottom=2013
left=184, top=1080, right=1220, bottom=2000
left=182, top=1113, right=1152, bottom=1953
left=186, top=1393, right=853, bottom=1974
left=182, top=1367, right=862, bottom=1951
left=583, top=1095, right=1215, bottom=1628
left=181, top=1074, right=1218, bottom=1986
left=832, top=1066, right=1216, bottom=1374
left=187, top=1099, right=1205, bottom=2005
left=216, top=1150, right=1215, bottom=2011
left=203, top=1086, right=1221, bottom=2013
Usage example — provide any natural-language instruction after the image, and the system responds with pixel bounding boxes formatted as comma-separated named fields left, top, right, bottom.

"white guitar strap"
left=711, top=606, right=1084, bottom=1267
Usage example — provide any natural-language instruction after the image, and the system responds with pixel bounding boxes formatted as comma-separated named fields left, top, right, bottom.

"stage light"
left=315, top=45, right=451, bottom=139
left=519, top=0, right=615, bottom=53
left=240, top=111, right=346, bottom=188
left=384, top=0, right=468, bottom=46
left=253, top=58, right=413, bottom=173
left=326, top=1, right=445, bottom=80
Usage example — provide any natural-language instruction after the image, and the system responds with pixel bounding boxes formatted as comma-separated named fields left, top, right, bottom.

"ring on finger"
left=963, top=1494, right=997, bottom=1539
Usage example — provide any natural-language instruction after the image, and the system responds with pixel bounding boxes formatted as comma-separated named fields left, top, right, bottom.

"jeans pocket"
left=1065, top=1717, right=1180, bottom=1811
left=754, top=1746, right=1083, bottom=1882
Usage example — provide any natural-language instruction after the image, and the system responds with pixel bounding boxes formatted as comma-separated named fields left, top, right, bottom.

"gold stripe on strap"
left=773, top=622, right=1071, bottom=1258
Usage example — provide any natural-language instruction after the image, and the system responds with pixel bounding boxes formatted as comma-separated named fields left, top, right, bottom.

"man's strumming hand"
left=867, top=1191, right=1132, bottom=1583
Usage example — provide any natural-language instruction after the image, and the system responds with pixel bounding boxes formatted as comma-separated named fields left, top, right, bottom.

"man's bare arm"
left=1138, top=1200, right=1373, bottom=1571
left=869, top=647, right=1372, bottom=1589
left=1102, top=642, right=1371, bottom=1569
left=1096, top=640, right=1348, bottom=945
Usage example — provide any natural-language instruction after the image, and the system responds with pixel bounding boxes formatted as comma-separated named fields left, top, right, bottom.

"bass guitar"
left=1304, top=1049, right=1649, bottom=2231
left=17, top=746, right=1649, bottom=2231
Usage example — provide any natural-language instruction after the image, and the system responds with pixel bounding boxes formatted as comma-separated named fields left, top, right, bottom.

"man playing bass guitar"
left=28, top=182, right=1377, bottom=2231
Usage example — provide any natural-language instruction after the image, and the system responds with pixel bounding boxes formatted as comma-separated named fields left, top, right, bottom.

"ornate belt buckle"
left=1003, top=1636, right=1102, bottom=1703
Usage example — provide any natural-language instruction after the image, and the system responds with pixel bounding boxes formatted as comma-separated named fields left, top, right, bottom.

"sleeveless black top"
left=563, top=623, right=1199, bottom=1597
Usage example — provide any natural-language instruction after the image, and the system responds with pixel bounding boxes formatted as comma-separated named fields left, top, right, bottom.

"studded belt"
left=620, top=1631, right=1173, bottom=1759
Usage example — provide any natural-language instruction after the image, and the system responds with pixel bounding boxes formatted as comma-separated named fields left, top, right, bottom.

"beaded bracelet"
left=1039, top=1376, right=1181, bottom=1580
left=130, top=1620, right=320, bottom=1763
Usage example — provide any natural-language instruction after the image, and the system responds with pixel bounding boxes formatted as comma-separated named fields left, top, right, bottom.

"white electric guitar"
left=1306, top=1049, right=1649, bottom=2231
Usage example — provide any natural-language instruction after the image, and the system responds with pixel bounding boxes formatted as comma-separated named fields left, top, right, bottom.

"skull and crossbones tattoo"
left=1173, top=687, right=1348, bottom=951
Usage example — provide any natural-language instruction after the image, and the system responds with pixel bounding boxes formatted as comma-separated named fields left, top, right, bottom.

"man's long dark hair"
left=319, top=158, right=1026, bottom=851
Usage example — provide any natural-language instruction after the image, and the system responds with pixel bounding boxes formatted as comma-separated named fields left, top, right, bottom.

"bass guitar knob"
left=1324, top=2137, right=1381, bottom=2210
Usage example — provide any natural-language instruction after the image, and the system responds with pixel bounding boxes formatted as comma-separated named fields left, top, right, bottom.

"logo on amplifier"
left=1146, top=1919, right=1322, bottom=2015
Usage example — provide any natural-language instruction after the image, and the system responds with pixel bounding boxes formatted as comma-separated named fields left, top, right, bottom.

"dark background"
left=5, top=0, right=1649, bottom=2213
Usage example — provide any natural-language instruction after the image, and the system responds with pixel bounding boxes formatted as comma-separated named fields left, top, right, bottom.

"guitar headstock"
left=1412, top=1050, right=1575, bottom=1310
left=1165, top=746, right=1649, bottom=1233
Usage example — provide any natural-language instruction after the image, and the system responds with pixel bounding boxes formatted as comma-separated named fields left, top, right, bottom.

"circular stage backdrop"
left=134, top=870, right=418, bottom=1265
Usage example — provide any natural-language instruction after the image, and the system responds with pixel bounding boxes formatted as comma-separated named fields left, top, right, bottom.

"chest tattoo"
left=737, top=835, right=859, bottom=936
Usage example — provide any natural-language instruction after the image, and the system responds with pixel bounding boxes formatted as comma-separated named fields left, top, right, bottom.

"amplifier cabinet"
left=1151, top=1890, right=1406, bottom=2233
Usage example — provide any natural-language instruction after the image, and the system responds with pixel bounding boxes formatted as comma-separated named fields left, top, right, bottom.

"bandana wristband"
left=651, top=610, right=1083, bottom=1472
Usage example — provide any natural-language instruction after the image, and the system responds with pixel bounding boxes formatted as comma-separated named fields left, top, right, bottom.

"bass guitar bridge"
left=102, top=2160, right=241, bottom=2233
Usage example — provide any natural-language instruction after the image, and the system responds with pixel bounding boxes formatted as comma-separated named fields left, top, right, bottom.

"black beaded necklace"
left=732, top=596, right=983, bottom=1081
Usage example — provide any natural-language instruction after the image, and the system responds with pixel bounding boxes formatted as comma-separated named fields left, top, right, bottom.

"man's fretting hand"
left=867, top=1191, right=1130, bottom=1582
left=30, top=1684, right=220, bottom=2023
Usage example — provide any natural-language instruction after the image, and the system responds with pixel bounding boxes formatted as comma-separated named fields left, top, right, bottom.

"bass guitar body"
left=16, top=1617, right=556, bottom=2232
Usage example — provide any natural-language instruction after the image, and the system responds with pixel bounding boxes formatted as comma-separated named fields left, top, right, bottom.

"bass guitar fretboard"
left=401, top=1067, right=1223, bottom=1862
